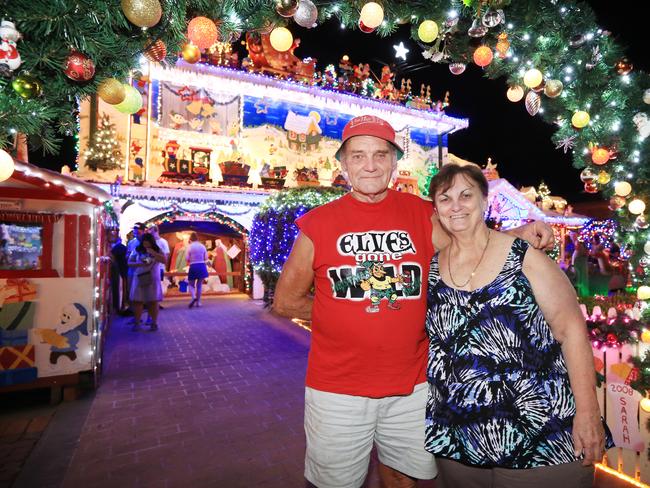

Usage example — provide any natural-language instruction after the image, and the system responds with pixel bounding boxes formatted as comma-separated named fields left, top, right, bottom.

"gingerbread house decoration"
left=283, top=111, right=322, bottom=152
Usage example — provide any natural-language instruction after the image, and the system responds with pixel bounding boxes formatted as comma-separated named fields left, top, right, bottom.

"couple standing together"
left=274, top=115, right=612, bottom=488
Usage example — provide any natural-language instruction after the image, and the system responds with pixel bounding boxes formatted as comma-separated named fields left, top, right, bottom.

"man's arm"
left=273, top=232, right=315, bottom=320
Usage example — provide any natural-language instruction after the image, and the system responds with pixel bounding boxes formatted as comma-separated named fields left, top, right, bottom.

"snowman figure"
left=0, top=20, right=22, bottom=75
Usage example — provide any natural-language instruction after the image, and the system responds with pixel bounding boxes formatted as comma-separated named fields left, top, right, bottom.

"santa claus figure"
left=0, top=20, right=22, bottom=75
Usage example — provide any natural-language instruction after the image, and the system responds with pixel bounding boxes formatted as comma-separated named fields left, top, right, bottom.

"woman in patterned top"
left=425, top=164, right=612, bottom=488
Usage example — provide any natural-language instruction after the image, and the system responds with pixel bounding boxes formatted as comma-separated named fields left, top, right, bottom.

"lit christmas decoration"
left=629, top=199, right=646, bottom=215
left=571, top=110, right=590, bottom=128
left=614, top=181, right=632, bottom=197
left=418, top=20, right=439, bottom=43
left=473, top=46, right=493, bottom=67
left=0, top=148, right=15, bottom=182
left=359, top=2, right=384, bottom=29
left=523, top=68, right=543, bottom=88
left=187, top=16, right=219, bottom=50
left=83, top=115, right=123, bottom=171
left=591, top=147, right=610, bottom=165
left=506, top=85, right=524, bottom=102
left=638, top=286, right=650, bottom=300
left=269, top=26, right=293, bottom=52
left=393, top=41, right=409, bottom=60
left=555, top=134, right=577, bottom=153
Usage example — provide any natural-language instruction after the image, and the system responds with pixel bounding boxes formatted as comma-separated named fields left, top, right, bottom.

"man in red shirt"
left=274, top=115, right=553, bottom=488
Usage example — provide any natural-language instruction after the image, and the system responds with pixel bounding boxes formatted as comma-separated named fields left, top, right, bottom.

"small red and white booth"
left=0, top=156, right=114, bottom=399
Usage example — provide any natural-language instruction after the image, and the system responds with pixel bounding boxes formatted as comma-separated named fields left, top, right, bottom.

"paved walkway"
left=9, top=296, right=437, bottom=487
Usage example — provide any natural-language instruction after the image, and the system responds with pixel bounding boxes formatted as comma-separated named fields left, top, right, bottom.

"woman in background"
left=128, top=233, right=165, bottom=331
left=186, top=232, right=209, bottom=308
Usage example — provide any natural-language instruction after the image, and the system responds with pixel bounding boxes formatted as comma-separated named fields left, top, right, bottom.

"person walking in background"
left=186, top=232, right=209, bottom=308
left=425, top=164, right=612, bottom=487
left=128, top=233, right=165, bottom=331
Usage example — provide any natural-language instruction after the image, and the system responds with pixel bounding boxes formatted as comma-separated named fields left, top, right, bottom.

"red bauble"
left=358, top=20, right=376, bottom=33
left=63, top=50, right=96, bottom=82
left=584, top=182, right=599, bottom=194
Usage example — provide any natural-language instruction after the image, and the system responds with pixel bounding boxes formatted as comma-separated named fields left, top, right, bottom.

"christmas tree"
left=84, top=115, right=123, bottom=172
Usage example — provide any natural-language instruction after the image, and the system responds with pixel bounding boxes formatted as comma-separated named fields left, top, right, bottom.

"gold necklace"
left=447, top=231, right=491, bottom=288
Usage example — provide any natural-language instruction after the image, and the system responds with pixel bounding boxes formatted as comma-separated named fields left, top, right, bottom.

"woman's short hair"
left=189, top=232, right=199, bottom=242
left=428, top=164, right=489, bottom=201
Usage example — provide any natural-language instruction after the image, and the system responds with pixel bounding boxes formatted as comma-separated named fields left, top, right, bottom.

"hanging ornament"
left=0, top=148, right=15, bottom=182
left=555, top=134, right=577, bottom=153
left=275, top=0, right=299, bottom=17
left=569, top=34, right=585, bottom=48
left=543, top=79, right=563, bottom=98
left=294, top=0, right=318, bottom=28
left=473, top=46, right=493, bottom=67
left=591, top=147, right=610, bottom=165
left=635, top=216, right=649, bottom=230
left=645, top=242, right=650, bottom=255
left=482, top=9, right=503, bottom=28
left=449, top=63, right=466, bottom=75
left=597, top=170, right=611, bottom=185
left=269, top=27, right=293, bottom=52
left=63, top=50, right=95, bottom=82
left=358, top=20, right=376, bottom=33
left=0, top=20, right=22, bottom=75
left=495, top=32, right=510, bottom=59
left=633, top=112, right=650, bottom=140
left=629, top=199, right=646, bottom=215
left=644, top=89, right=650, bottom=105
left=571, top=111, right=590, bottom=129
left=114, top=84, right=143, bottom=114
left=525, top=91, right=541, bottom=116
left=523, top=68, right=543, bottom=89
left=608, top=195, right=626, bottom=210
left=187, top=16, right=219, bottom=50
left=506, top=85, right=524, bottom=102
left=97, top=78, right=126, bottom=105
left=585, top=46, right=602, bottom=71
left=532, top=80, right=546, bottom=93
left=642, top=397, right=650, bottom=413
left=614, top=181, right=632, bottom=197
left=120, top=0, right=162, bottom=28
left=11, top=74, right=42, bottom=99
left=181, top=42, right=201, bottom=63
left=144, top=39, right=167, bottom=62
left=579, top=167, right=596, bottom=183
left=584, top=182, right=599, bottom=194
left=639, top=286, right=650, bottom=301
left=468, top=18, right=488, bottom=38
left=359, top=2, right=384, bottom=29
left=615, top=58, right=633, bottom=75
left=418, top=20, right=439, bottom=43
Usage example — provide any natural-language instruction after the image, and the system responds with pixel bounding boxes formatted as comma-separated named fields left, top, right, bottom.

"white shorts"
left=304, top=383, right=437, bottom=488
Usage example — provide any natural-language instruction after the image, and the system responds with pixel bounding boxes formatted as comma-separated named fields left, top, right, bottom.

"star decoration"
left=254, top=98, right=270, bottom=114
left=177, top=85, right=195, bottom=102
left=393, top=42, right=409, bottom=61
left=555, top=134, right=577, bottom=153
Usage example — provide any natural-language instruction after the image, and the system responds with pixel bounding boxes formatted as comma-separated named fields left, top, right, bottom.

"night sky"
left=31, top=1, right=645, bottom=204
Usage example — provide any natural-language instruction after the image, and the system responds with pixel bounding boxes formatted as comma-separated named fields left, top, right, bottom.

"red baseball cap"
left=335, top=115, right=404, bottom=161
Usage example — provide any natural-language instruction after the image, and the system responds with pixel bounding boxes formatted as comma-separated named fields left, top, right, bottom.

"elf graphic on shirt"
left=360, top=261, right=404, bottom=313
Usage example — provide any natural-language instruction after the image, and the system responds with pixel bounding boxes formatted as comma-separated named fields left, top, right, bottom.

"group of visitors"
left=274, top=115, right=612, bottom=488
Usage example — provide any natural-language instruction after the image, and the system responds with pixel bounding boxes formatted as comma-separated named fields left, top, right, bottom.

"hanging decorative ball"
left=120, top=0, right=162, bottom=28
left=615, top=58, right=633, bottom=76
left=358, top=20, right=376, bottom=33
left=629, top=199, right=647, bottom=215
left=418, top=20, right=439, bottom=43
left=114, top=84, right=142, bottom=114
left=523, top=68, right=543, bottom=89
left=144, top=39, right=167, bottom=62
left=275, top=0, right=299, bottom=17
left=473, top=46, right=493, bottom=67
left=63, top=50, right=95, bottom=82
left=608, top=195, right=626, bottom=210
left=642, top=329, right=650, bottom=342
left=11, top=74, right=42, bottom=99
left=495, top=32, right=510, bottom=59
left=638, top=286, right=650, bottom=301
left=359, top=2, right=384, bottom=29
left=579, top=167, right=597, bottom=183
left=569, top=34, right=585, bottom=48
left=606, top=333, right=618, bottom=344
left=181, top=42, right=201, bottom=64
left=482, top=9, right=503, bottom=28
left=449, top=63, right=466, bottom=75
left=597, top=170, right=611, bottom=185
left=525, top=91, right=541, bottom=116
left=543, top=79, right=563, bottom=98
left=571, top=111, right=590, bottom=129
left=584, top=182, right=599, bottom=194
left=468, top=18, right=488, bottom=38
left=644, top=89, right=650, bottom=105
left=641, top=397, right=650, bottom=412
left=614, top=181, right=632, bottom=197
left=0, top=148, right=15, bottom=183
left=637, top=217, right=650, bottom=230
left=187, top=16, right=219, bottom=50
left=97, top=78, right=126, bottom=105
left=506, top=85, right=524, bottom=102
left=294, top=0, right=318, bottom=28
left=269, top=27, right=293, bottom=52
left=531, top=80, right=546, bottom=93
left=591, top=147, right=610, bottom=165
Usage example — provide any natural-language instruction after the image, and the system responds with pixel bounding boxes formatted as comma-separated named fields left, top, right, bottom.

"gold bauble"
left=121, top=0, right=162, bottom=28
left=638, top=286, right=650, bottom=301
left=506, top=85, right=524, bottom=102
left=418, top=20, right=439, bottom=43
left=144, top=39, right=167, bottom=62
left=614, top=181, right=632, bottom=197
left=181, top=42, right=201, bottom=64
left=572, top=111, right=590, bottom=129
left=597, top=171, right=611, bottom=185
left=523, top=68, right=543, bottom=89
left=641, top=329, right=650, bottom=343
left=544, top=79, right=563, bottom=98
left=97, top=78, right=126, bottom=105
left=269, top=27, right=293, bottom=52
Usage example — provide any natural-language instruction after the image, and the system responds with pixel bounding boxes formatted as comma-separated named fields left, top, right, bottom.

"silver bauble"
left=482, top=9, right=503, bottom=28
left=468, top=19, right=488, bottom=37
left=293, top=0, right=318, bottom=28
left=449, top=62, right=466, bottom=75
